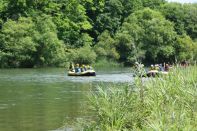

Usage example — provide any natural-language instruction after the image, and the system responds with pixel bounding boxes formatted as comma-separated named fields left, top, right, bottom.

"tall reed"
left=74, top=66, right=197, bottom=130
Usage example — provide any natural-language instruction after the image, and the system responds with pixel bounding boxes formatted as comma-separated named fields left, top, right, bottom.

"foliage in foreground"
left=75, top=66, right=197, bottom=130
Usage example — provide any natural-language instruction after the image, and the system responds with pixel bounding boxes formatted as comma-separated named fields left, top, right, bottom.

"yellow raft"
left=68, top=70, right=96, bottom=76
left=134, top=70, right=169, bottom=77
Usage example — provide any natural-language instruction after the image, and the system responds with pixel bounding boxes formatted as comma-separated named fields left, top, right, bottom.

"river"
left=0, top=67, right=132, bottom=131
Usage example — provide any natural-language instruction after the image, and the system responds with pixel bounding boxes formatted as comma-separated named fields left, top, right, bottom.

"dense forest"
left=0, top=0, right=196, bottom=68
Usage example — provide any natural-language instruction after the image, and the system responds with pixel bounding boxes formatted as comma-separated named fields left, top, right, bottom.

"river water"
left=0, top=68, right=133, bottom=131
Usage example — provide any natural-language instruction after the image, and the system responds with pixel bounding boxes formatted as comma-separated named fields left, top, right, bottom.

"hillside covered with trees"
left=0, top=0, right=196, bottom=68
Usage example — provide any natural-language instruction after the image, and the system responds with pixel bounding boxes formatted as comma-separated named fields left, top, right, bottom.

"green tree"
left=115, top=8, right=177, bottom=64
left=2, top=0, right=48, bottom=19
left=68, top=44, right=97, bottom=64
left=115, top=31, right=145, bottom=64
left=84, top=0, right=144, bottom=38
left=142, top=0, right=166, bottom=9
left=0, top=17, right=36, bottom=67
left=33, top=15, right=66, bottom=67
left=160, top=3, right=197, bottom=39
left=175, top=34, right=196, bottom=62
left=43, top=0, right=93, bottom=47
left=0, top=15, right=66, bottom=68
left=0, top=0, right=8, bottom=23
left=0, top=0, right=196, bottom=68
left=94, top=30, right=119, bottom=61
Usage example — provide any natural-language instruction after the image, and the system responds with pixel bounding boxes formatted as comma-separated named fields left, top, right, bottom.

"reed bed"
left=74, top=66, right=197, bottom=130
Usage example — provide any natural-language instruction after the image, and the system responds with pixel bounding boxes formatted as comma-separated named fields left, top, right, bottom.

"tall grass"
left=77, top=66, right=197, bottom=130
left=142, top=66, right=197, bottom=130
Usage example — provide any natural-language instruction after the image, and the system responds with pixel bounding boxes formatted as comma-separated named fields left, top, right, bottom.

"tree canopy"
left=0, top=0, right=196, bottom=67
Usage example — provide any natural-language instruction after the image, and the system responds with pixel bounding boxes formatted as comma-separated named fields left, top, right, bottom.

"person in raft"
left=74, top=64, right=81, bottom=73
left=69, top=62, right=74, bottom=72
left=164, top=64, right=170, bottom=71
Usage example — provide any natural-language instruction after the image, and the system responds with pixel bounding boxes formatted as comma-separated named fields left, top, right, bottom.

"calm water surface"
left=0, top=68, right=132, bottom=131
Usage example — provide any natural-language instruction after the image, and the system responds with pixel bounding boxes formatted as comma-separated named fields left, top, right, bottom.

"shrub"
left=69, top=45, right=97, bottom=65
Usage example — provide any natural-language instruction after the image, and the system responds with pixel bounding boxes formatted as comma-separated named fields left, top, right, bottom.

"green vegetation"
left=93, top=59, right=123, bottom=68
left=0, top=0, right=196, bottom=67
left=73, top=66, right=197, bottom=130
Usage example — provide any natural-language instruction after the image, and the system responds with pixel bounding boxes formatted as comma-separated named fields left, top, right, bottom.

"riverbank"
left=71, top=66, right=197, bottom=130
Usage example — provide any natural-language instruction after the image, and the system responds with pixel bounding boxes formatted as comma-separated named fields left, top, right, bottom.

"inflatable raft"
left=68, top=70, right=96, bottom=76
left=146, top=70, right=168, bottom=77
left=133, top=70, right=168, bottom=77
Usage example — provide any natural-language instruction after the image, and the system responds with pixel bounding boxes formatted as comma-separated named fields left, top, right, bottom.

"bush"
left=69, top=44, right=97, bottom=65
left=94, top=31, right=120, bottom=61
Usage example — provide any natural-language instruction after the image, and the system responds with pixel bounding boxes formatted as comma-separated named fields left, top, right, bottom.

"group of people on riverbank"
left=69, top=63, right=93, bottom=73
